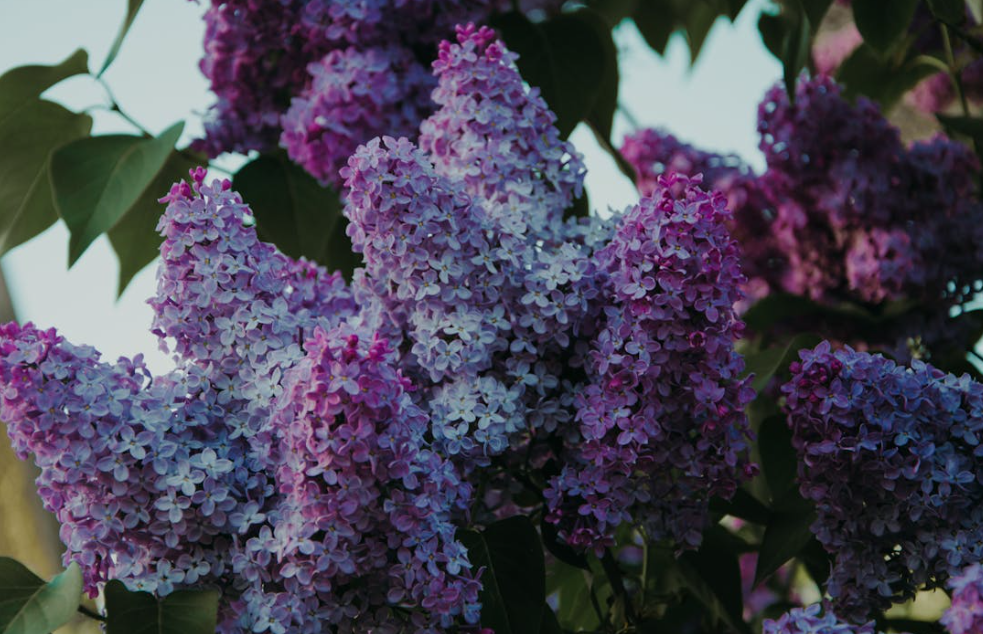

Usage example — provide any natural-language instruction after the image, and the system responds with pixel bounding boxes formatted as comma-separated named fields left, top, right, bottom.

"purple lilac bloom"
left=197, top=1, right=570, bottom=186
left=783, top=343, right=983, bottom=619
left=343, top=25, right=603, bottom=467
left=763, top=604, right=894, bottom=634
left=544, top=173, right=755, bottom=553
left=256, top=325, right=478, bottom=632
left=942, top=563, right=983, bottom=634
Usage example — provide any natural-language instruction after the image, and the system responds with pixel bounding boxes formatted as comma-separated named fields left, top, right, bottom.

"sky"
left=0, top=0, right=781, bottom=374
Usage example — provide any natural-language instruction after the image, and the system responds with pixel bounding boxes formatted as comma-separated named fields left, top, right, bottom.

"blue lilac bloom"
left=763, top=604, right=896, bottom=634
left=783, top=343, right=983, bottom=619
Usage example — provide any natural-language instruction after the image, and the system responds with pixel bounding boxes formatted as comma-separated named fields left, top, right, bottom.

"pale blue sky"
left=0, top=0, right=780, bottom=373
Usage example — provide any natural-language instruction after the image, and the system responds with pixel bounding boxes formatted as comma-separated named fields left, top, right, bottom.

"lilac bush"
left=0, top=24, right=757, bottom=633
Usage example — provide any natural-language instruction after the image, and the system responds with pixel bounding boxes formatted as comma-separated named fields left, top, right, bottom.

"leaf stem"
left=93, top=74, right=152, bottom=138
left=77, top=604, right=106, bottom=622
left=940, top=23, right=983, bottom=190
left=600, top=550, right=637, bottom=626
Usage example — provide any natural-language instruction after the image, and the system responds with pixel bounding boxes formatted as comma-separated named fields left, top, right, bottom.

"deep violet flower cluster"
left=0, top=24, right=755, bottom=634
left=543, top=175, right=756, bottom=551
left=762, top=604, right=894, bottom=634
left=783, top=343, right=983, bottom=620
left=942, top=564, right=983, bottom=634
left=197, top=0, right=563, bottom=185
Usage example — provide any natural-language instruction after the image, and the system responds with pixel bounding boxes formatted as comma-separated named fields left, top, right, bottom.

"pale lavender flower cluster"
left=783, top=343, right=983, bottom=619
left=198, top=0, right=563, bottom=186
left=763, top=604, right=891, bottom=634
left=343, top=25, right=601, bottom=463
left=542, top=173, right=756, bottom=552
left=942, top=564, right=983, bottom=634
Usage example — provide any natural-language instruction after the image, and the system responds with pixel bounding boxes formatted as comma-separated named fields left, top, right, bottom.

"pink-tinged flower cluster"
left=763, top=604, right=894, bottom=634
left=197, top=1, right=564, bottom=185
left=783, top=343, right=983, bottom=619
left=543, top=174, right=755, bottom=552
left=252, top=326, right=477, bottom=632
left=942, top=564, right=983, bottom=634
left=622, top=76, right=983, bottom=360
left=280, top=46, right=433, bottom=183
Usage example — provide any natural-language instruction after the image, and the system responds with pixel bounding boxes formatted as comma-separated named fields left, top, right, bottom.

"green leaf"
left=104, top=580, right=219, bottom=634
left=853, top=0, right=919, bottom=52
left=782, top=6, right=811, bottom=102
left=539, top=605, right=562, bottom=634
left=682, top=2, right=721, bottom=63
left=633, top=0, right=678, bottom=55
left=743, top=333, right=822, bottom=394
left=51, top=121, right=184, bottom=265
left=925, top=0, right=967, bottom=24
left=754, top=506, right=817, bottom=586
left=710, top=488, right=772, bottom=525
left=0, top=100, right=91, bottom=256
left=547, top=562, right=598, bottom=630
left=0, top=558, right=83, bottom=634
left=232, top=153, right=354, bottom=277
left=579, top=11, right=620, bottom=144
left=937, top=112, right=983, bottom=142
left=758, top=414, right=798, bottom=501
left=801, top=0, right=835, bottom=28
left=838, top=44, right=940, bottom=109
left=0, top=49, right=88, bottom=115
left=677, top=529, right=750, bottom=634
left=108, top=150, right=202, bottom=295
left=496, top=10, right=612, bottom=138
left=99, top=0, right=146, bottom=76
left=758, top=12, right=786, bottom=58
left=458, top=516, right=545, bottom=634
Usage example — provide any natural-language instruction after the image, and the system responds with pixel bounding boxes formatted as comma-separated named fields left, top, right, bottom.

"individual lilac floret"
left=256, top=325, right=478, bottom=632
left=280, top=46, right=434, bottom=184
left=763, top=604, right=892, bottom=634
left=419, top=24, right=586, bottom=242
left=544, top=173, right=755, bottom=552
left=942, top=564, right=983, bottom=634
left=783, top=343, right=983, bottom=619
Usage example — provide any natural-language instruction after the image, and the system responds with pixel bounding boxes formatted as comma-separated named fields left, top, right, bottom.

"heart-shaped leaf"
left=51, top=121, right=184, bottom=265
left=104, top=580, right=219, bottom=634
left=0, top=558, right=83, bottom=634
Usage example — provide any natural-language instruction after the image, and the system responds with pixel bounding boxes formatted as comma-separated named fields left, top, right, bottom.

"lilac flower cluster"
left=343, top=25, right=600, bottom=463
left=942, top=564, right=983, bottom=634
left=198, top=0, right=563, bottom=185
left=783, top=343, right=983, bottom=619
left=622, top=76, right=983, bottom=359
left=762, top=604, right=893, bottom=634
left=542, top=173, right=756, bottom=552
